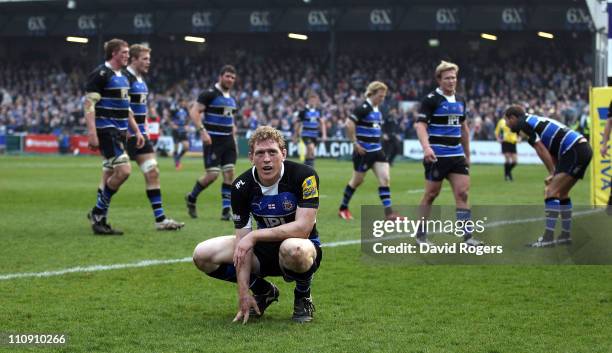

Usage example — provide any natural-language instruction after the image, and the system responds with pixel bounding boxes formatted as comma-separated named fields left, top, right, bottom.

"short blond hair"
left=365, top=81, right=388, bottom=98
left=129, top=44, right=151, bottom=63
left=435, top=60, right=459, bottom=79
left=248, top=126, right=286, bottom=153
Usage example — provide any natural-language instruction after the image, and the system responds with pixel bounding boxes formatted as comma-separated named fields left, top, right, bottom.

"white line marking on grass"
left=405, top=188, right=424, bottom=194
left=0, top=258, right=192, bottom=281
left=0, top=209, right=602, bottom=281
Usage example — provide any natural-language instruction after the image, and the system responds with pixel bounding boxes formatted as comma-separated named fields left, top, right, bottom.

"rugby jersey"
left=231, top=160, right=320, bottom=245
left=298, top=106, right=323, bottom=139
left=350, top=99, right=382, bottom=152
left=126, top=67, right=148, bottom=135
left=495, top=118, right=518, bottom=144
left=197, top=84, right=237, bottom=138
left=513, top=114, right=583, bottom=157
left=85, top=62, right=131, bottom=130
left=417, top=88, right=467, bottom=157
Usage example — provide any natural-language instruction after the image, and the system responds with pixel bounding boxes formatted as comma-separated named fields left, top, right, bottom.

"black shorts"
left=555, top=141, right=592, bottom=179
left=253, top=240, right=322, bottom=278
left=97, top=129, right=128, bottom=160
left=424, top=156, right=470, bottom=182
left=501, top=142, right=517, bottom=154
left=203, top=136, right=237, bottom=171
left=172, top=130, right=189, bottom=143
left=302, top=137, right=318, bottom=145
left=352, top=149, right=387, bottom=172
left=127, top=135, right=155, bottom=160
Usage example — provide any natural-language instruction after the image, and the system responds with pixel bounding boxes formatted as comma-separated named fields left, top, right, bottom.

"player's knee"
left=279, top=240, right=313, bottom=273
left=114, top=166, right=131, bottom=182
left=455, top=189, right=469, bottom=203
left=145, top=168, right=159, bottom=183
left=424, top=189, right=440, bottom=202
left=192, top=242, right=215, bottom=273
left=351, top=177, right=363, bottom=188
left=379, top=175, right=390, bottom=186
left=206, top=171, right=220, bottom=181
left=140, top=159, right=159, bottom=179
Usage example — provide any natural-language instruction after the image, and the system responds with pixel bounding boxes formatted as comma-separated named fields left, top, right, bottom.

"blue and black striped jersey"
left=231, top=160, right=320, bottom=245
left=197, top=85, right=237, bottom=138
left=125, top=67, right=148, bottom=135
left=350, top=99, right=382, bottom=152
left=417, top=88, right=467, bottom=158
left=86, top=63, right=131, bottom=131
left=513, top=115, right=583, bottom=158
left=172, top=108, right=189, bottom=133
left=298, top=107, right=323, bottom=139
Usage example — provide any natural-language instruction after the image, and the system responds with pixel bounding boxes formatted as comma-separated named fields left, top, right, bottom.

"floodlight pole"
left=328, top=9, right=337, bottom=91
left=96, top=12, right=103, bottom=65
left=586, top=0, right=608, bottom=86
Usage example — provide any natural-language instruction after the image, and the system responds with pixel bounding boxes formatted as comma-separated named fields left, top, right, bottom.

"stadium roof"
left=0, top=0, right=586, bottom=13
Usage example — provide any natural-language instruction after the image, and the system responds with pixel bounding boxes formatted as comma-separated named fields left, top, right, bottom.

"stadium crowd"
left=0, top=48, right=592, bottom=140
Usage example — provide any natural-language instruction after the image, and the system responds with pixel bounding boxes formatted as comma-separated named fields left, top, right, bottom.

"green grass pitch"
left=0, top=155, right=611, bottom=352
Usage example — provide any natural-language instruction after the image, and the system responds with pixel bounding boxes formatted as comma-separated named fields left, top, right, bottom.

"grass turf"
left=0, top=155, right=610, bottom=353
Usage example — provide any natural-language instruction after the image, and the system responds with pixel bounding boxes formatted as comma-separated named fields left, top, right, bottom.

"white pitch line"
left=0, top=209, right=602, bottom=281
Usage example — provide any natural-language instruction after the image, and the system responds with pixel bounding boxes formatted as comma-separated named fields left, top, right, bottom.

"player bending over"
left=504, top=105, right=592, bottom=247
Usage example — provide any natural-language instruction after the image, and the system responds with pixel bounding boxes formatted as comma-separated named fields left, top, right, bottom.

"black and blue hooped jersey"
left=197, top=85, right=238, bottom=138
left=85, top=63, right=131, bottom=131
left=231, top=160, right=320, bottom=245
left=350, top=100, right=382, bottom=152
left=298, top=107, right=323, bottom=139
left=417, top=89, right=467, bottom=157
left=125, top=68, right=148, bottom=135
left=513, top=115, right=584, bottom=158
left=172, top=108, right=189, bottom=133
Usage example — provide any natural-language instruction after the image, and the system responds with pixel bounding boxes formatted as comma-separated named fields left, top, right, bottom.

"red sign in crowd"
left=23, top=134, right=98, bottom=155
left=24, top=135, right=59, bottom=154
left=69, top=135, right=98, bottom=155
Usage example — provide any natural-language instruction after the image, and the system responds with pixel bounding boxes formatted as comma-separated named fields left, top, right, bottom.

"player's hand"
left=423, top=146, right=437, bottom=163
left=544, top=174, right=553, bottom=186
left=87, top=132, right=99, bottom=151
left=135, top=133, right=145, bottom=148
left=232, top=294, right=260, bottom=325
left=353, top=142, right=366, bottom=155
left=465, top=155, right=471, bottom=166
left=601, top=144, right=609, bottom=158
left=201, top=131, right=212, bottom=145
left=233, top=235, right=255, bottom=269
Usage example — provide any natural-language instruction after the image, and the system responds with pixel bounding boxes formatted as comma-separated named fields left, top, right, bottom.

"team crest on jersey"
left=283, top=199, right=294, bottom=211
left=302, top=175, right=319, bottom=199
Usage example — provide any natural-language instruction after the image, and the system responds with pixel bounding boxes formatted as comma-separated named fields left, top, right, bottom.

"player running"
left=85, top=38, right=144, bottom=235
left=504, top=105, right=592, bottom=247
left=193, top=126, right=322, bottom=323
left=186, top=65, right=238, bottom=221
left=415, top=60, right=482, bottom=247
left=171, top=99, right=190, bottom=170
left=124, top=44, right=184, bottom=231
